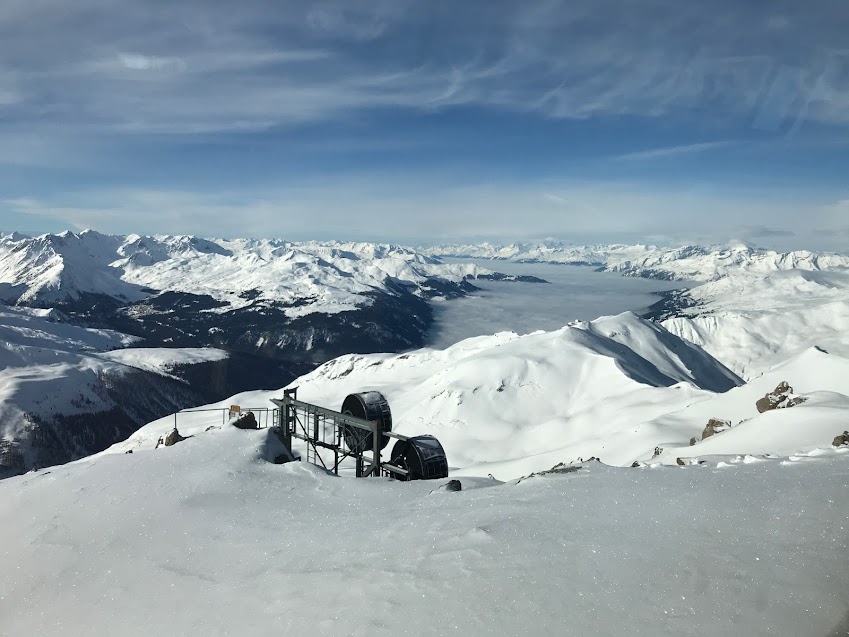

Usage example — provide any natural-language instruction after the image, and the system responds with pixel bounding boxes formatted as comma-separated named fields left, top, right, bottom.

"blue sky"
left=1, top=0, right=848, bottom=250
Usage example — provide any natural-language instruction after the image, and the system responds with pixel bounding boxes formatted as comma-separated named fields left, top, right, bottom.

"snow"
left=647, top=347, right=849, bottom=463
left=2, top=240, right=849, bottom=634
left=0, top=424, right=847, bottom=636
left=99, top=347, right=229, bottom=376
left=662, top=271, right=849, bottom=379
left=424, top=240, right=849, bottom=282
left=0, top=303, right=227, bottom=455
left=102, top=311, right=849, bottom=481
left=0, top=231, right=496, bottom=316
left=102, top=312, right=741, bottom=478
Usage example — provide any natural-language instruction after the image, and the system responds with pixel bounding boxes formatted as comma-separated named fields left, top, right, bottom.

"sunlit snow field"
left=428, top=259, right=685, bottom=348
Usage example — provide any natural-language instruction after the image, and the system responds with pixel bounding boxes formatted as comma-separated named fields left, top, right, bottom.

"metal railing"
left=173, top=406, right=275, bottom=430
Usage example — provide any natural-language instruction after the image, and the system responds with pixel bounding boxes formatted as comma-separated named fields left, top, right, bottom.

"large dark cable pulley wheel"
left=341, top=391, right=392, bottom=453
left=389, top=435, right=449, bottom=481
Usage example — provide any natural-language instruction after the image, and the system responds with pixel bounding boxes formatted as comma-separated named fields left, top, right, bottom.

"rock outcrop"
left=833, top=431, right=849, bottom=448
left=756, top=381, right=806, bottom=413
left=702, top=418, right=731, bottom=440
left=164, top=428, right=185, bottom=447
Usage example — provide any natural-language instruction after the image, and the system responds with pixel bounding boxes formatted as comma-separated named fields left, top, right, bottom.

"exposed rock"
left=702, top=418, right=731, bottom=439
left=756, top=381, right=804, bottom=413
left=445, top=479, right=462, bottom=492
left=833, top=431, right=849, bottom=448
left=755, top=396, right=773, bottom=413
left=231, top=412, right=259, bottom=430
left=773, top=381, right=792, bottom=395
left=689, top=437, right=698, bottom=446
left=164, top=428, right=185, bottom=447
left=676, top=458, right=685, bottom=466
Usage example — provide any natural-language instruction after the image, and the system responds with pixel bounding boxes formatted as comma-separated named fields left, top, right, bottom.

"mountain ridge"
left=423, top=240, right=849, bottom=281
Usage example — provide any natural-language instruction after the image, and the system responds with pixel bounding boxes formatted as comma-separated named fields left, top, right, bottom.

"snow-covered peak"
left=0, top=230, right=143, bottom=305
left=255, top=311, right=740, bottom=476
left=0, top=232, right=495, bottom=314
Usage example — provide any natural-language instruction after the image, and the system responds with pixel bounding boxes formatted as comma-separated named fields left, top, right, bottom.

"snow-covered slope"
left=645, top=346, right=849, bottom=462
left=1, top=415, right=847, bottom=636
left=425, top=240, right=849, bottom=281
left=660, top=270, right=849, bottom=379
left=0, top=303, right=230, bottom=476
left=109, top=312, right=743, bottom=479
left=114, top=308, right=849, bottom=483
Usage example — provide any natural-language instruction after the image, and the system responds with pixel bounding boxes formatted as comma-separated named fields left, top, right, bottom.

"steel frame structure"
left=270, top=388, right=411, bottom=478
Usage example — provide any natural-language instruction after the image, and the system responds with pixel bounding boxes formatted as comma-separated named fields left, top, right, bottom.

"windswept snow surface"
left=661, top=270, right=849, bottom=379
left=425, top=240, right=849, bottom=282
left=0, top=425, right=847, bottom=636
left=0, top=231, right=497, bottom=315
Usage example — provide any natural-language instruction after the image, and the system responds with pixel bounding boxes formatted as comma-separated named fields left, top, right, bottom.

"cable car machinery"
left=270, top=388, right=448, bottom=481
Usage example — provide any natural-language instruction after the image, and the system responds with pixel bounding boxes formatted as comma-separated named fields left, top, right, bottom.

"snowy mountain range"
left=0, top=231, right=531, bottom=362
left=0, top=230, right=541, bottom=475
left=423, top=240, right=849, bottom=281
left=3, top=231, right=849, bottom=477
left=1, top=230, right=504, bottom=310
left=2, top=235, right=849, bottom=635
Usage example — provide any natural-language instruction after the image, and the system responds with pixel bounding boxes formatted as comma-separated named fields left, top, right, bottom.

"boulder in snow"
left=164, top=428, right=185, bottom=447
left=833, top=431, right=849, bottom=448
left=231, top=412, right=259, bottom=430
left=756, top=381, right=802, bottom=413
left=445, top=479, right=462, bottom=492
left=702, top=418, right=731, bottom=440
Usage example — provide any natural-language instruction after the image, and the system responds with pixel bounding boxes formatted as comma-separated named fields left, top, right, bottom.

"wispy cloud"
left=0, top=1, right=846, bottom=137
left=618, top=141, right=739, bottom=161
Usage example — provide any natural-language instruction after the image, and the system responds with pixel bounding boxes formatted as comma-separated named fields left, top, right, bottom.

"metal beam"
left=271, top=397, right=377, bottom=432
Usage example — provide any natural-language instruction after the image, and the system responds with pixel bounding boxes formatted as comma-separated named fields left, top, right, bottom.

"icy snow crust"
left=1, top=424, right=847, bottom=636
left=424, top=240, right=849, bottom=282
left=0, top=231, right=494, bottom=316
